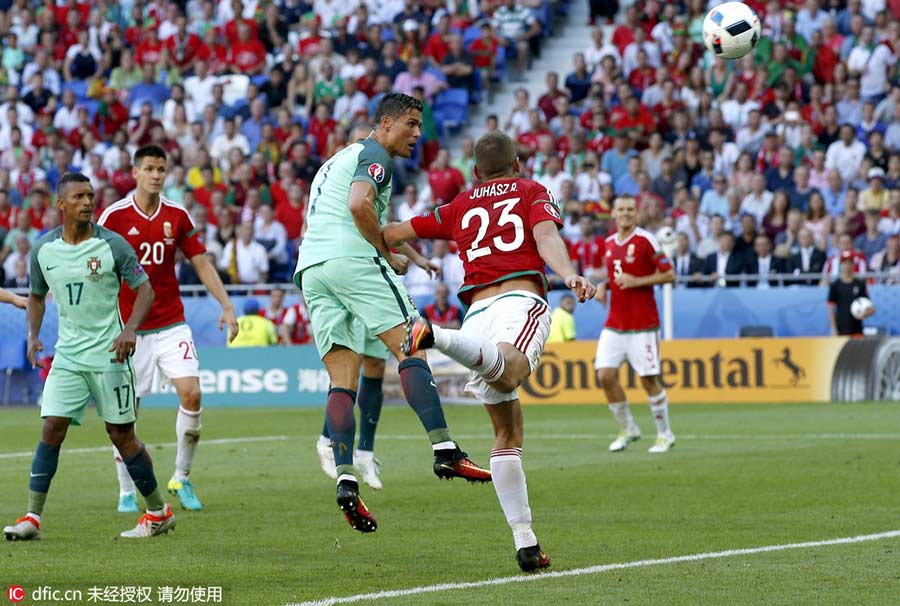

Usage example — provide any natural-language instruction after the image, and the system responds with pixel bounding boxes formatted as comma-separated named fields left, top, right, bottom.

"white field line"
left=1, top=432, right=898, bottom=461
left=0, top=435, right=290, bottom=460
left=285, top=530, right=900, bottom=606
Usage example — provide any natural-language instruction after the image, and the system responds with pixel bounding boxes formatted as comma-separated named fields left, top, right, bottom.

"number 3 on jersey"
left=612, top=259, right=623, bottom=279
left=461, top=197, right=525, bottom=262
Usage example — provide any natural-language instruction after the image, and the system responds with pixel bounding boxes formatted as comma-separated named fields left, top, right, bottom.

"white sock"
left=432, top=440, right=455, bottom=452
left=113, top=445, right=136, bottom=495
left=490, top=448, right=537, bottom=551
left=174, top=407, right=202, bottom=481
left=649, top=391, right=672, bottom=436
left=317, top=435, right=331, bottom=447
left=608, top=401, right=638, bottom=433
left=147, top=507, right=166, bottom=517
left=26, top=512, right=41, bottom=524
left=355, top=449, right=374, bottom=460
left=432, top=326, right=506, bottom=381
left=336, top=473, right=356, bottom=485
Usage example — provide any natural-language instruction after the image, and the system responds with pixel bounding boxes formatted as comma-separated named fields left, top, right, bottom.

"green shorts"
left=301, top=256, right=418, bottom=359
left=41, top=365, right=137, bottom=426
left=356, top=320, right=390, bottom=360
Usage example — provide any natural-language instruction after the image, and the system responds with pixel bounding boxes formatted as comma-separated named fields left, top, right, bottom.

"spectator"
left=427, top=148, right=466, bottom=206
left=601, top=132, right=638, bottom=184
left=614, top=156, right=641, bottom=196
left=741, top=173, right=774, bottom=225
left=2, top=235, right=30, bottom=280
left=452, top=136, right=476, bottom=186
left=254, top=204, right=289, bottom=269
left=871, top=234, right=900, bottom=281
left=854, top=210, right=889, bottom=262
left=675, top=198, right=709, bottom=252
left=805, top=192, right=834, bottom=248
left=789, top=228, right=828, bottom=285
left=227, top=299, right=278, bottom=347
left=440, top=33, right=475, bottom=91
left=4, top=257, right=28, bottom=289
left=764, top=146, right=796, bottom=194
left=763, top=191, right=791, bottom=243
left=491, top=0, right=542, bottom=80
left=569, top=215, right=606, bottom=282
left=823, top=232, right=868, bottom=283
left=860, top=167, right=890, bottom=211
left=431, top=240, right=464, bottom=294
left=703, top=231, right=744, bottom=287
left=746, top=234, right=787, bottom=288
left=393, top=56, right=447, bottom=101
left=424, top=283, right=462, bottom=329
left=672, top=231, right=704, bottom=288
left=828, top=253, right=875, bottom=336
left=210, top=117, right=251, bottom=166
left=547, top=294, right=576, bottom=343
left=275, top=183, right=306, bottom=243
left=127, top=64, right=170, bottom=115
left=846, top=26, right=895, bottom=103
left=701, top=173, right=731, bottom=217
left=826, top=123, right=867, bottom=183
left=697, top=214, right=726, bottom=259
left=536, top=155, right=572, bottom=202
left=220, top=222, right=269, bottom=285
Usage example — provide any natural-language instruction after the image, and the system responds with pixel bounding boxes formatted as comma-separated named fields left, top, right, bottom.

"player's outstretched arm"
left=382, top=221, right=418, bottom=248
left=190, top=253, right=240, bottom=342
left=396, top=242, right=441, bottom=279
left=111, top=281, right=155, bottom=363
left=533, top=220, right=596, bottom=302
left=349, top=182, right=408, bottom=275
left=26, top=292, right=46, bottom=368
left=0, top=287, right=27, bottom=309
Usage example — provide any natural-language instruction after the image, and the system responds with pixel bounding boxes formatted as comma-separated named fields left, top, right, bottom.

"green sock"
left=143, top=486, right=166, bottom=512
left=27, top=491, right=48, bottom=516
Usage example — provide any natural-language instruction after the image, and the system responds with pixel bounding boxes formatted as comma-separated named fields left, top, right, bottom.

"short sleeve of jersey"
left=411, top=203, right=455, bottom=240
left=643, top=232, right=673, bottom=272
left=827, top=282, right=838, bottom=304
left=351, top=140, right=393, bottom=196
left=29, top=239, right=49, bottom=296
left=526, top=181, right=563, bottom=229
left=106, top=230, right=150, bottom=290
left=179, top=209, right=207, bottom=258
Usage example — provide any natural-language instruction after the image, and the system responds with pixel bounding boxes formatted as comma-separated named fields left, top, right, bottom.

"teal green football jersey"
left=30, top=224, right=150, bottom=372
left=294, top=138, right=394, bottom=279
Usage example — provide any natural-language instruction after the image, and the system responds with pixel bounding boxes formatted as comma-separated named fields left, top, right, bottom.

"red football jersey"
left=98, top=196, right=206, bottom=332
left=411, top=178, right=562, bottom=306
left=603, top=227, right=672, bottom=331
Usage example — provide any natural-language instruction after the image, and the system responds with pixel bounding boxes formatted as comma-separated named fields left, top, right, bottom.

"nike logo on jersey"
left=128, top=226, right=140, bottom=235
left=45, top=266, right=57, bottom=271
left=430, top=381, right=437, bottom=388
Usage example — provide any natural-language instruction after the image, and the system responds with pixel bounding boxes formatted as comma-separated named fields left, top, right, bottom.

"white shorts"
left=133, top=324, right=201, bottom=397
left=459, top=290, right=551, bottom=405
left=594, top=329, right=661, bottom=377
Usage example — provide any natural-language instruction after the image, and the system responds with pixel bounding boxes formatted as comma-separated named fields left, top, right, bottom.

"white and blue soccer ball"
left=850, top=297, right=874, bottom=320
left=702, top=1, right=762, bottom=60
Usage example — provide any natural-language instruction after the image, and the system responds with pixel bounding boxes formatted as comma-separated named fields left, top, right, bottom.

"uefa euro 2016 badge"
left=625, top=244, right=636, bottom=263
left=368, top=163, right=385, bottom=183
left=163, top=221, right=175, bottom=245
left=86, top=256, right=102, bottom=281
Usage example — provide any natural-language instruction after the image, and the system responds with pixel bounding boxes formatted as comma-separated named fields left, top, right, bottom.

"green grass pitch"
left=2, top=402, right=899, bottom=605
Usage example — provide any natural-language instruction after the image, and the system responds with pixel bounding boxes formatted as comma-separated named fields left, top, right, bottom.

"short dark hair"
left=134, top=144, right=167, bottom=166
left=57, top=172, right=91, bottom=198
left=474, top=131, right=516, bottom=179
left=373, top=93, right=423, bottom=123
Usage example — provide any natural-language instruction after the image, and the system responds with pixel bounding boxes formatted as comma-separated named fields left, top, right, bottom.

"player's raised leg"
left=167, top=375, right=204, bottom=510
left=4, top=416, right=70, bottom=541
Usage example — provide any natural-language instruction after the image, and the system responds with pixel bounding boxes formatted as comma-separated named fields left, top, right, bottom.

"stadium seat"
left=462, top=25, right=482, bottom=48
left=433, top=88, right=469, bottom=134
left=251, top=74, right=270, bottom=88
left=62, top=80, right=89, bottom=101
left=738, top=325, right=775, bottom=338
left=0, top=338, right=27, bottom=406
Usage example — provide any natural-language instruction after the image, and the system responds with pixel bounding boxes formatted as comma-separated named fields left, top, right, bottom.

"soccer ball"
left=702, top=2, right=761, bottom=60
left=850, top=297, right=874, bottom=320
left=655, top=226, right=677, bottom=259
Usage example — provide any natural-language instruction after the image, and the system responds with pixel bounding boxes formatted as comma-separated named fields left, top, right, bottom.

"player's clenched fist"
left=109, top=327, right=138, bottom=363
left=565, top=275, right=595, bottom=302
left=388, top=253, right=411, bottom=276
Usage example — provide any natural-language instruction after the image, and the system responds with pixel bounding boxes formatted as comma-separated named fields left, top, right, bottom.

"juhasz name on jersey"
left=469, top=181, right=518, bottom=199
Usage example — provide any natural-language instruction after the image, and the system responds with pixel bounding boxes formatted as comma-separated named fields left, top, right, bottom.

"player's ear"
left=513, top=157, right=521, bottom=175
left=473, top=164, right=482, bottom=181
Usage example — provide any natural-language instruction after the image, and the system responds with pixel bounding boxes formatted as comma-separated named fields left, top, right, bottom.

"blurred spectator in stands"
left=2, top=235, right=30, bottom=281
left=504, top=88, right=532, bottom=136
left=740, top=173, right=774, bottom=225
left=428, top=148, right=466, bottom=205
left=734, top=214, right=759, bottom=260
left=821, top=170, right=847, bottom=217
left=440, top=33, right=475, bottom=91
left=261, top=287, right=290, bottom=344
left=601, top=132, right=638, bottom=184
left=4, top=257, right=28, bottom=289
left=210, top=117, right=251, bottom=165
left=704, top=231, right=744, bottom=287
left=492, top=0, right=542, bottom=80
left=789, top=228, right=828, bottom=285
left=220, top=222, right=269, bottom=286
left=746, top=234, right=786, bottom=288
left=424, top=283, right=462, bottom=329
left=775, top=208, right=805, bottom=256
left=805, top=192, right=834, bottom=248
left=672, top=231, right=704, bottom=288
left=394, top=55, right=447, bottom=101
left=535, top=155, right=571, bottom=202
left=228, top=299, right=277, bottom=347
left=2, top=211, right=38, bottom=255
left=879, top=195, right=900, bottom=235
left=826, top=123, right=867, bottom=183
left=828, top=253, right=874, bottom=336
left=842, top=188, right=866, bottom=237
left=469, top=22, right=498, bottom=88
left=575, top=153, right=610, bottom=203
left=675, top=197, right=709, bottom=252
left=547, top=294, right=576, bottom=343
left=255, top=204, right=289, bottom=272
left=854, top=210, right=889, bottom=262
left=871, top=234, right=900, bottom=283
left=431, top=240, right=464, bottom=294
left=697, top=214, right=725, bottom=259
left=763, top=191, right=791, bottom=243
left=860, top=167, right=890, bottom=212
left=847, top=26, right=894, bottom=103
left=700, top=173, right=731, bottom=217
left=569, top=215, right=605, bottom=282
left=40, top=208, right=61, bottom=236
left=649, top=158, right=685, bottom=208
left=823, top=232, right=868, bottom=284
left=614, top=156, right=641, bottom=196
left=764, top=146, right=795, bottom=194
left=397, top=184, right=427, bottom=223
left=452, top=136, right=476, bottom=186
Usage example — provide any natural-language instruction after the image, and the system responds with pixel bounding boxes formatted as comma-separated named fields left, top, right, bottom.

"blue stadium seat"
left=424, top=65, right=448, bottom=83
left=0, top=337, right=27, bottom=370
left=433, top=88, right=469, bottom=135
left=62, top=80, right=89, bottom=101
left=462, top=25, right=482, bottom=48
left=251, top=74, right=270, bottom=88
left=79, top=99, right=100, bottom=120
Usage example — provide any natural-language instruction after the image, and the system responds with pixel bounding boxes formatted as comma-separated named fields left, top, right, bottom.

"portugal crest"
left=86, top=256, right=102, bottom=281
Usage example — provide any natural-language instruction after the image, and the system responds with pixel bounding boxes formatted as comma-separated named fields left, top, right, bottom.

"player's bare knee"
left=41, top=418, right=69, bottom=445
left=597, top=368, right=619, bottom=389
left=362, top=357, right=386, bottom=378
left=179, top=385, right=202, bottom=411
left=640, top=375, right=662, bottom=395
left=105, top=422, right=137, bottom=452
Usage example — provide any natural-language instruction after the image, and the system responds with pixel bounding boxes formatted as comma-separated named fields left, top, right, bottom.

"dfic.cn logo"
left=7, top=585, right=25, bottom=603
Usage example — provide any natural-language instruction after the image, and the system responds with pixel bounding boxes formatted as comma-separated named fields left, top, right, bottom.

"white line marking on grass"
left=285, top=530, right=900, bottom=606
left=0, top=435, right=290, bottom=460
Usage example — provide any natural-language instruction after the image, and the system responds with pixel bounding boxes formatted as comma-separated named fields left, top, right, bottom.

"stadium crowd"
left=1, top=0, right=900, bottom=343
